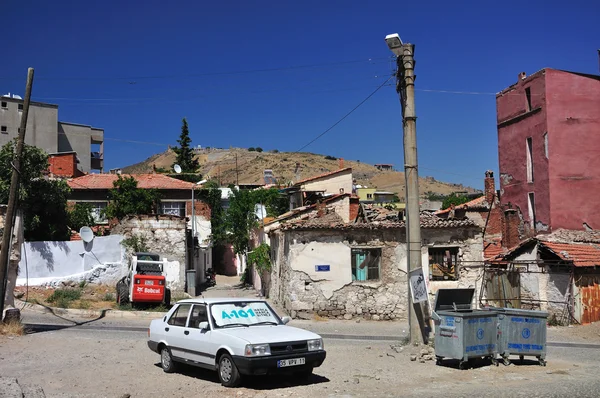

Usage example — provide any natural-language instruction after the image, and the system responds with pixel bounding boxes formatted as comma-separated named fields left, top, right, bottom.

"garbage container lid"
left=434, top=288, right=475, bottom=312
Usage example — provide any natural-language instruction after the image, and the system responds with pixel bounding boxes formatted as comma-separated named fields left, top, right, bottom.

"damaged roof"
left=539, top=241, right=600, bottom=267
left=263, top=193, right=349, bottom=226
left=281, top=208, right=477, bottom=231
left=436, top=196, right=488, bottom=215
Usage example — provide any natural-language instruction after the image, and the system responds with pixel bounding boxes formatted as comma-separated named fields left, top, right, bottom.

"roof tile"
left=68, top=174, right=196, bottom=190
left=294, top=168, right=352, bottom=185
left=539, top=241, right=600, bottom=267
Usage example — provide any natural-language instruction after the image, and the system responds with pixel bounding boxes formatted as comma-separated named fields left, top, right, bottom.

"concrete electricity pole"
left=385, top=34, right=425, bottom=345
left=0, top=68, right=34, bottom=321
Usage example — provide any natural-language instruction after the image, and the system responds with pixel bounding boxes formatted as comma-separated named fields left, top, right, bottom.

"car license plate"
left=277, top=358, right=305, bottom=368
left=144, top=280, right=154, bottom=286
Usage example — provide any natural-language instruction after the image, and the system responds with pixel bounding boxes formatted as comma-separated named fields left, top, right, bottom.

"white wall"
left=300, top=170, right=353, bottom=196
left=288, top=241, right=351, bottom=299
left=18, top=235, right=125, bottom=286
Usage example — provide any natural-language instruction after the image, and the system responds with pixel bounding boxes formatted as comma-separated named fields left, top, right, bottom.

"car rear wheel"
left=161, top=346, right=177, bottom=373
left=218, top=353, right=241, bottom=387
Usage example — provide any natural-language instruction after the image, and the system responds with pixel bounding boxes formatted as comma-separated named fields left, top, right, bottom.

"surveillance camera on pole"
left=385, top=33, right=404, bottom=56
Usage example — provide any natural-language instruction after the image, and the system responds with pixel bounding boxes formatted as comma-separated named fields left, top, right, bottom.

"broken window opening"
left=525, top=87, right=532, bottom=112
left=526, top=137, right=534, bottom=183
left=429, top=247, right=459, bottom=281
left=351, top=248, right=381, bottom=281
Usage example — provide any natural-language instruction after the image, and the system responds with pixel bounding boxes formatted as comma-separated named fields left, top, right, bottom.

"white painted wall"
left=300, top=170, right=353, bottom=196
left=288, top=240, right=351, bottom=299
left=17, top=235, right=125, bottom=286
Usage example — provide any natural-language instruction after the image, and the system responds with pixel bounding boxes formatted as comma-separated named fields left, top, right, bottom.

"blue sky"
left=2, top=0, right=598, bottom=189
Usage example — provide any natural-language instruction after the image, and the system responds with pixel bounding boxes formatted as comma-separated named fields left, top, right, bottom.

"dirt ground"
left=1, top=324, right=599, bottom=398
left=13, top=285, right=119, bottom=311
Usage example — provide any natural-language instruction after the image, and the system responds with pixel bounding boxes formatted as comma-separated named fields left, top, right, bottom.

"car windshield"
left=210, top=301, right=280, bottom=328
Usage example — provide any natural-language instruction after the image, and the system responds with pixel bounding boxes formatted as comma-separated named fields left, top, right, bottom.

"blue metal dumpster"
left=491, top=307, right=548, bottom=366
left=432, top=288, right=498, bottom=369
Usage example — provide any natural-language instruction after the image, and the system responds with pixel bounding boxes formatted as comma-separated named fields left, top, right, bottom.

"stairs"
left=0, top=377, right=45, bottom=398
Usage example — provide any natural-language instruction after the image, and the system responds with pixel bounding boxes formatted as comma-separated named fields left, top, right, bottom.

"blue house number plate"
left=315, top=265, right=330, bottom=272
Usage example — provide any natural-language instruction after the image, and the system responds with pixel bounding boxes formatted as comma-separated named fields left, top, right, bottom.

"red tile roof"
left=67, top=174, right=196, bottom=190
left=294, top=168, right=352, bottom=185
left=484, top=239, right=503, bottom=260
left=539, top=241, right=600, bottom=267
left=436, top=196, right=487, bottom=215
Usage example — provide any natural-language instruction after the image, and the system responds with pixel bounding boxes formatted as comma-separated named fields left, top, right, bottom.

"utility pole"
left=0, top=68, right=34, bottom=321
left=389, top=38, right=425, bottom=345
left=235, top=154, right=239, bottom=186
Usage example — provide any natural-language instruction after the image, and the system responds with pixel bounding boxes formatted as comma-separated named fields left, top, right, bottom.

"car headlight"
left=244, top=343, right=271, bottom=357
left=307, top=338, right=324, bottom=351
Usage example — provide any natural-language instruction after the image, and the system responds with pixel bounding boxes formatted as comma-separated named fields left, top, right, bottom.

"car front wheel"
left=161, top=346, right=177, bottom=373
left=218, top=353, right=241, bottom=387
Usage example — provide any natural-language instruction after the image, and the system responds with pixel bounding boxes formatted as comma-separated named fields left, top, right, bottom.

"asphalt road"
left=2, top=323, right=600, bottom=398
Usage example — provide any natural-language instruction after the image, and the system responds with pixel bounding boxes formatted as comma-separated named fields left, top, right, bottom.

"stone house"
left=489, top=229, right=600, bottom=325
left=267, top=205, right=483, bottom=320
left=67, top=173, right=212, bottom=290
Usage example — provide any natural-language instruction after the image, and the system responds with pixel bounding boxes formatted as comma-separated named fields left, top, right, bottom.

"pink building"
left=496, top=68, right=600, bottom=233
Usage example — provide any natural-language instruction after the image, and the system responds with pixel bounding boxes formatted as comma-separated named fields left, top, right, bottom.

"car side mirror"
left=281, top=316, right=290, bottom=325
left=198, top=321, right=209, bottom=330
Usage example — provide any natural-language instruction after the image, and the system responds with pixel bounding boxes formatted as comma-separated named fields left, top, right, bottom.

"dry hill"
left=121, top=148, right=478, bottom=199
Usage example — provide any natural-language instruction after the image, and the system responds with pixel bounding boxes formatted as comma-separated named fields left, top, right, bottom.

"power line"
left=294, top=75, right=394, bottom=153
left=0, top=57, right=391, bottom=82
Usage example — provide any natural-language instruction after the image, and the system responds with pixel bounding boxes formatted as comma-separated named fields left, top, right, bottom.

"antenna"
left=173, top=164, right=182, bottom=174
left=79, top=226, right=94, bottom=243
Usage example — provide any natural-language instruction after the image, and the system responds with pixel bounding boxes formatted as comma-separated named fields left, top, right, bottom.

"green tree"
left=172, top=118, right=199, bottom=173
left=68, top=203, right=95, bottom=231
left=255, top=147, right=263, bottom=153
left=0, top=140, right=71, bottom=241
left=104, top=175, right=161, bottom=220
left=225, top=186, right=257, bottom=255
left=441, top=193, right=473, bottom=210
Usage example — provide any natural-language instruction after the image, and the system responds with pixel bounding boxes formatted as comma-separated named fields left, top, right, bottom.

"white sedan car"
left=147, top=298, right=326, bottom=387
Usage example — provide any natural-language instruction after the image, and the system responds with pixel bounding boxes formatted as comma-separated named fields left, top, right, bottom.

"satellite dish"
left=79, top=226, right=94, bottom=243
left=173, top=164, right=182, bottom=174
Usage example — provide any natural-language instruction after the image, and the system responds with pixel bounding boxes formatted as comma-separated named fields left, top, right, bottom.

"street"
left=2, top=312, right=600, bottom=398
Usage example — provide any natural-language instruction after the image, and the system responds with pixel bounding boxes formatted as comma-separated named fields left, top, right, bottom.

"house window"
left=161, top=201, right=186, bottom=217
left=1, top=126, right=7, bottom=134
left=18, top=103, right=23, bottom=111
left=526, top=137, right=534, bottom=183
left=525, top=87, right=532, bottom=111
left=528, top=192, right=536, bottom=230
left=366, top=193, right=373, bottom=199
left=429, top=247, right=459, bottom=281
left=543, top=133, right=548, bottom=159
left=89, top=202, right=108, bottom=223
left=351, top=248, right=381, bottom=281
left=1, top=101, right=7, bottom=109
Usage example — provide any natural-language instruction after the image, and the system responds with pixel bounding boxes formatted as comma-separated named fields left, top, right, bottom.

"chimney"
left=316, top=201, right=326, bottom=218
left=519, top=72, right=526, bottom=81
left=339, top=158, right=344, bottom=169
left=502, top=208, right=520, bottom=249
left=484, top=170, right=495, bottom=205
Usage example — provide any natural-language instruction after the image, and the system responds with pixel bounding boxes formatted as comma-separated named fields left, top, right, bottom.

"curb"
left=16, top=299, right=166, bottom=320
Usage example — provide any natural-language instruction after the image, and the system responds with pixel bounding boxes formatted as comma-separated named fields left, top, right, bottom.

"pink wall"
left=497, top=69, right=600, bottom=232
left=496, top=71, right=550, bottom=231
left=545, top=69, right=600, bottom=230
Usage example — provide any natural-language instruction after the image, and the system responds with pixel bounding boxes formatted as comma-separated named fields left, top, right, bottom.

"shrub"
left=103, top=292, right=115, bottom=302
left=0, top=320, right=24, bottom=336
left=271, top=149, right=279, bottom=153
left=324, top=155, right=337, bottom=160
left=47, top=288, right=82, bottom=308
left=248, top=147, right=256, bottom=152
left=255, top=147, right=263, bottom=153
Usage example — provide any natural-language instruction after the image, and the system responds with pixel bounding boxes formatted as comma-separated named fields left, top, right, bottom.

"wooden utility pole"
left=0, top=68, right=34, bottom=320
left=396, top=45, right=425, bottom=345
left=235, top=154, right=239, bottom=186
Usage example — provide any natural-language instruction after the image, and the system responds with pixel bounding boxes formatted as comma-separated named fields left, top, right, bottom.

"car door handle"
left=165, top=327, right=169, bottom=332
left=184, top=330, right=189, bottom=335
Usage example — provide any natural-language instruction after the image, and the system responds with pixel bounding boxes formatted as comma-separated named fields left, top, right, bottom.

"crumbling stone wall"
left=270, top=226, right=483, bottom=320
left=110, top=215, right=187, bottom=290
